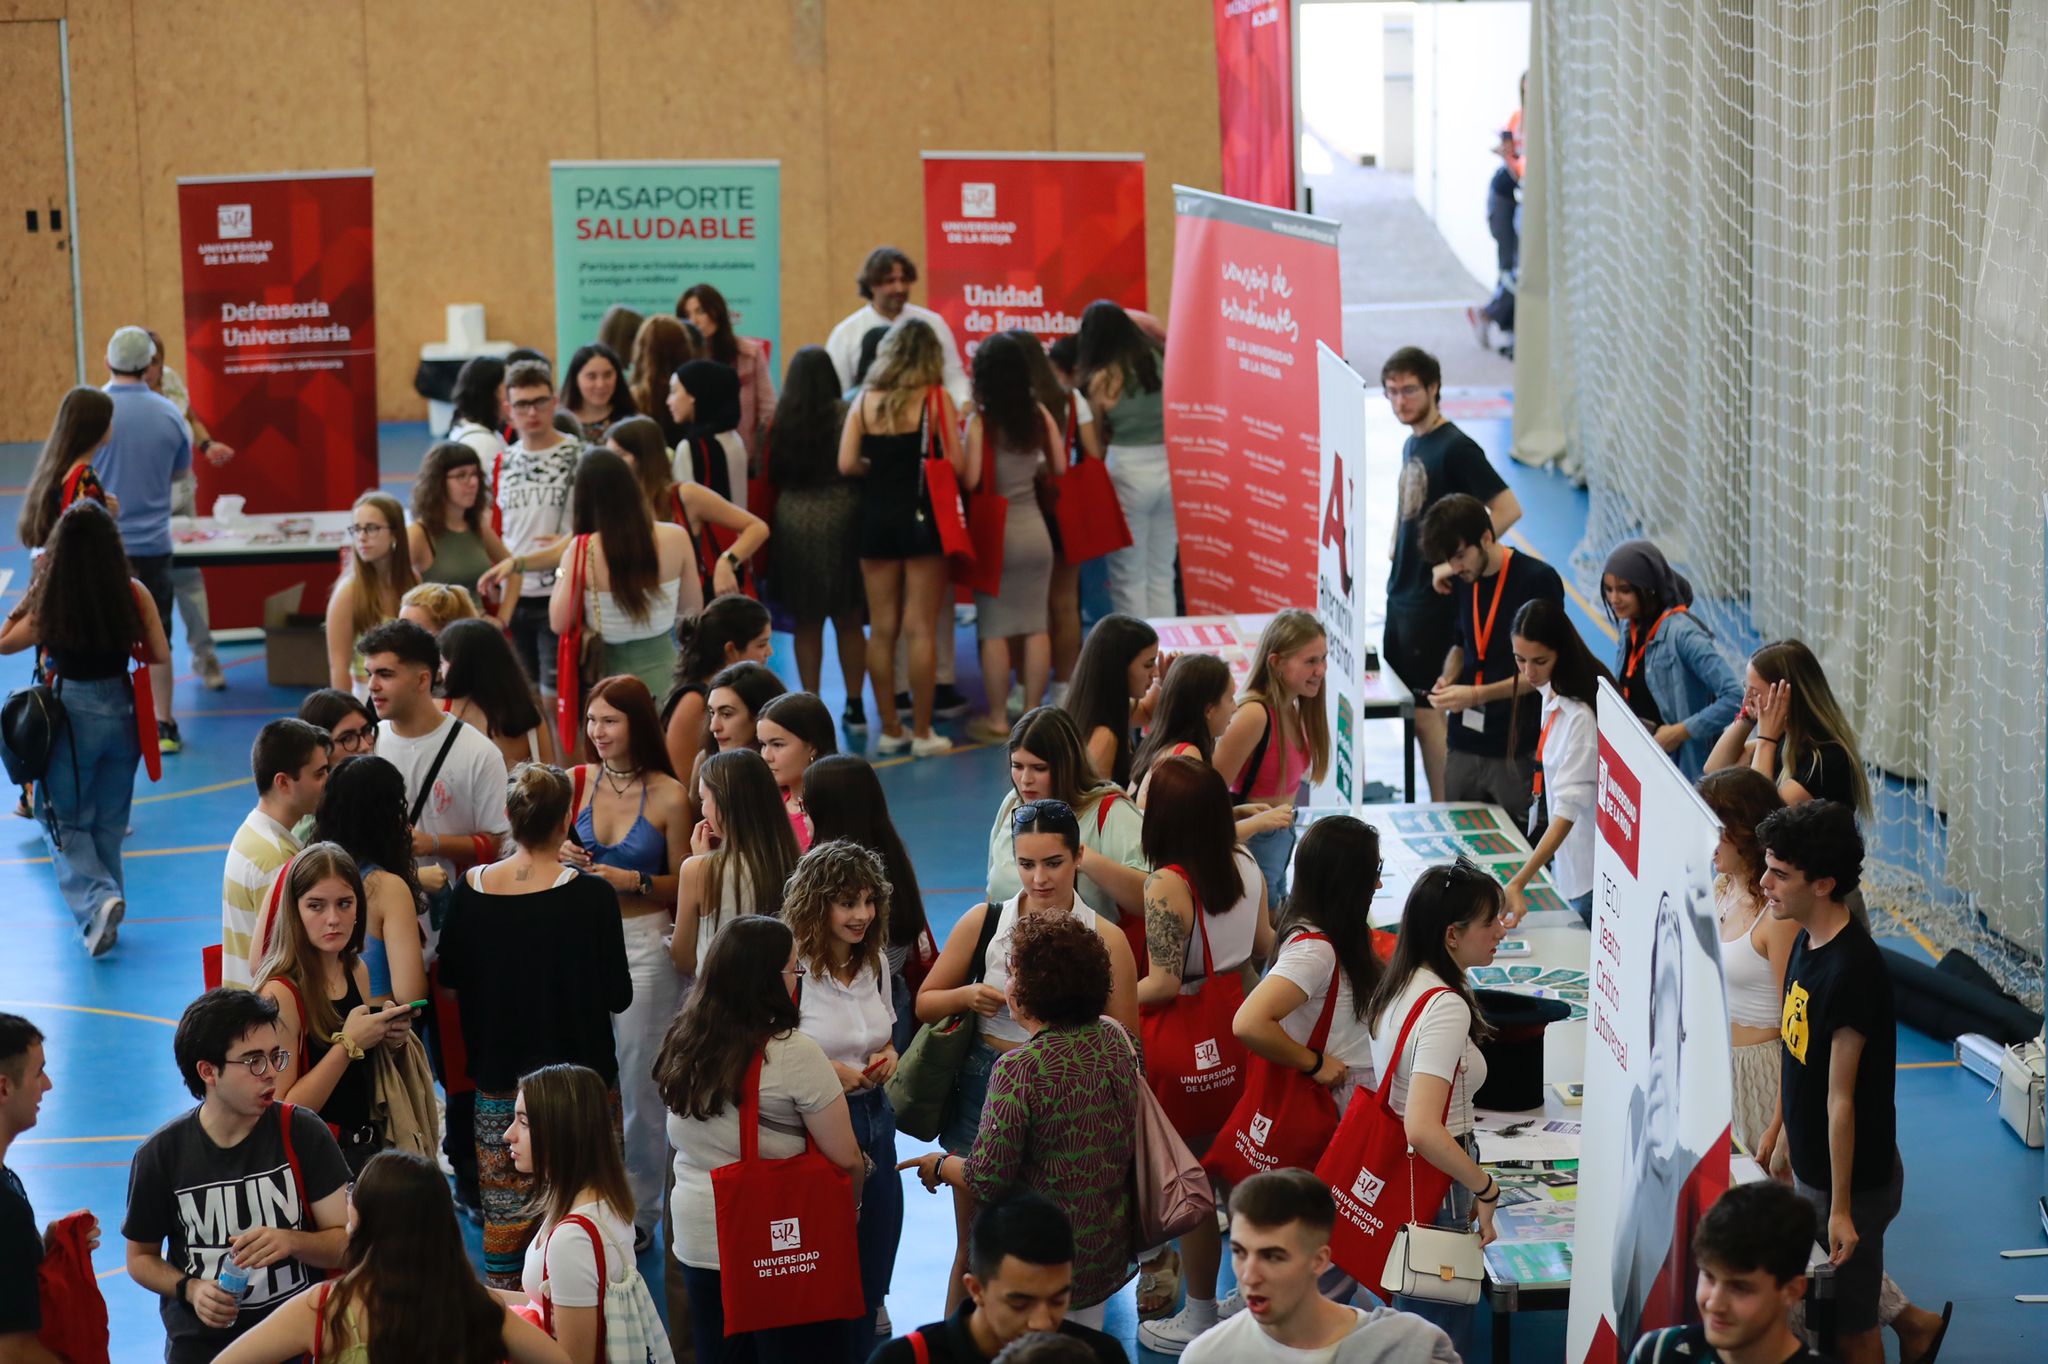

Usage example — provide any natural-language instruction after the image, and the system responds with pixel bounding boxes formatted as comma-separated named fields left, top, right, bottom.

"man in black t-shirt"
left=1380, top=346, right=1521, bottom=804
left=1415, top=492, right=1561, bottom=829
left=122, top=989, right=350, bottom=1364
left=2, top=1012, right=96, bottom=1364
left=868, top=1193, right=1127, bottom=1364
left=1628, top=1180, right=1835, bottom=1363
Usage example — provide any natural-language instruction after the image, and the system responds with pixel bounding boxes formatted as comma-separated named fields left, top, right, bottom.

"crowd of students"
left=0, top=305, right=1947, bottom=1364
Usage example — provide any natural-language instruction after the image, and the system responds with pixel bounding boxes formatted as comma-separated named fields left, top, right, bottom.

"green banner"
left=549, top=160, right=781, bottom=374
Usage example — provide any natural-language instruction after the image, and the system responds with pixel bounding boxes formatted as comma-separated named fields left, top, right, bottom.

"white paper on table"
left=1474, top=1113, right=1584, bottom=1162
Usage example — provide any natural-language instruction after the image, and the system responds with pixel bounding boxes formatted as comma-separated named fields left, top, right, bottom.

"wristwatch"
left=721, top=549, right=742, bottom=570
left=637, top=870, right=653, bottom=896
left=174, top=1272, right=196, bottom=1305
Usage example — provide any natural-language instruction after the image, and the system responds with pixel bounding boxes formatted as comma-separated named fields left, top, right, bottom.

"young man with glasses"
left=493, top=358, right=583, bottom=703
left=219, top=719, right=331, bottom=989
left=123, top=989, right=350, bottom=1363
left=1379, top=346, right=1522, bottom=806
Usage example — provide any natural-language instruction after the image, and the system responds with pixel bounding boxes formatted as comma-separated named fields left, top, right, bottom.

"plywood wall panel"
left=66, top=0, right=146, bottom=375
left=363, top=0, right=598, bottom=418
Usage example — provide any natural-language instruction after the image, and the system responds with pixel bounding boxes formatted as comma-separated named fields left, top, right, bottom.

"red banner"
left=177, top=170, right=377, bottom=626
left=1163, top=187, right=1341, bottom=613
left=920, top=154, right=1147, bottom=362
left=1214, top=0, right=1296, bottom=209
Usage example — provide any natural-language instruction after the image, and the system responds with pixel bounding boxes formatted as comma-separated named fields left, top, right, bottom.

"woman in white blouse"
left=1500, top=598, right=1609, bottom=926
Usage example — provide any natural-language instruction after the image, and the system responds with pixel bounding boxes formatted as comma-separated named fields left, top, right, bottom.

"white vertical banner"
left=1567, top=679, right=1735, bottom=1361
left=1313, top=342, right=1368, bottom=805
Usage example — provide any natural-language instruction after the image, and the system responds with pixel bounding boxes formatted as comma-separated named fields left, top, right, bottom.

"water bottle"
left=216, top=1251, right=251, bottom=1301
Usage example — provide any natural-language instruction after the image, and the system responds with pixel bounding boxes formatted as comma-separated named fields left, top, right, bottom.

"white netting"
left=1532, top=0, right=2048, bottom=1003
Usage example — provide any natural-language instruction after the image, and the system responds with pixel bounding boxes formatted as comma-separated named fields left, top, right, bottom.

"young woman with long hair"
left=558, top=342, right=638, bottom=445
left=509, top=1064, right=674, bottom=1363
left=700, top=659, right=787, bottom=763
left=1696, top=767, right=1795, bottom=1152
left=437, top=763, right=632, bottom=1288
left=439, top=616, right=556, bottom=770
left=0, top=499, right=168, bottom=951
left=1075, top=299, right=1172, bottom=617
left=784, top=841, right=904, bottom=1344
left=603, top=414, right=767, bottom=613
left=299, top=688, right=377, bottom=760
left=653, top=916, right=864, bottom=1360
left=254, top=842, right=414, bottom=1173
left=1706, top=638, right=1874, bottom=816
left=1599, top=540, right=1743, bottom=779
left=1365, top=862, right=1509, bottom=1354
left=801, top=754, right=936, bottom=1047
left=764, top=346, right=866, bottom=719
left=398, top=581, right=480, bottom=635
left=211, top=1149, right=570, bottom=1364
left=554, top=675, right=687, bottom=1251
left=659, top=594, right=773, bottom=780
left=1501, top=598, right=1614, bottom=925
left=838, top=316, right=966, bottom=755
left=1008, top=328, right=1102, bottom=697
left=1063, top=613, right=1162, bottom=788
left=1129, top=756, right=1275, bottom=1348
left=963, top=332, right=1065, bottom=743
left=985, top=707, right=1149, bottom=933
left=1128, top=652, right=1233, bottom=799
left=680, top=283, right=778, bottom=453
left=915, top=799, right=1140, bottom=1313
left=408, top=440, right=514, bottom=609
left=670, top=748, right=800, bottom=976
left=18, top=386, right=116, bottom=549
left=629, top=315, right=701, bottom=446
left=448, top=355, right=508, bottom=460
left=308, top=756, right=429, bottom=1006
left=1214, top=610, right=1331, bottom=906
left=668, top=359, right=750, bottom=513
left=756, top=691, right=837, bottom=852
left=327, top=491, right=420, bottom=696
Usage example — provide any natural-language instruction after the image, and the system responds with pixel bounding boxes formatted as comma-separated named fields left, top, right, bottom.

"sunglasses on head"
left=1012, top=798, right=1075, bottom=828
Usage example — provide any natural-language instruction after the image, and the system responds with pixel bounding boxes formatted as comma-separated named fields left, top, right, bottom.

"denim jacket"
left=1622, top=611, right=1744, bottom=779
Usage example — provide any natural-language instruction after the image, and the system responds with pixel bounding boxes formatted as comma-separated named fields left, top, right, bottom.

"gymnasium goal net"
left=1532, top=0, right=2048, bottom=1003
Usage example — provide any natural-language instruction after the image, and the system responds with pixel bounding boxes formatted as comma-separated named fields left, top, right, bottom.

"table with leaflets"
left=169, top=511, right=355, bottom=568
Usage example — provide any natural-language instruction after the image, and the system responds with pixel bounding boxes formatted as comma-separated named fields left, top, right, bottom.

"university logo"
left=961, top=183, right=996, bottom=218
left=217, top=204, right=252, bottom=240
left=769, top=1218, right=801, bottom=1252
left=1350, top=1167, right=1386, bottom=1207
left=1248, top=1112, right=1272, bottom=1146
left=1194, top=1039, right=1222, bottom=1071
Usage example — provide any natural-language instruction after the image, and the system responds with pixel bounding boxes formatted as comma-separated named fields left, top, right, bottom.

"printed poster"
left=1314, top=342, right=1369, bottom=804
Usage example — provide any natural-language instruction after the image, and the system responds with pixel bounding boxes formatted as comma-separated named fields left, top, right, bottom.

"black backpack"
left=0, top=680, right=65, bottom=786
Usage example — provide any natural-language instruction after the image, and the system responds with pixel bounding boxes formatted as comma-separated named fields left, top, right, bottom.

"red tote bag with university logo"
left=710, top=1052, right=865, bottom=1335
left=1049, top=397, right=1131, bottom=564
left=1204, top=933, right=1341, bottom=1185
left=919, top=388, right=976, bottom=570
left=1314, top=987, right=1458, bottom=1287
left=1138, top=865, right=1248, bottom=1137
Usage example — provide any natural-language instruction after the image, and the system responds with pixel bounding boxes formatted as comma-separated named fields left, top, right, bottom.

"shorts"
left=507, top=596, right=558, bottom=693
left=1382, top=598, right=1457, bottom=698
left=939, top=1039, right=1001, bottom=1156
left=128, top=554, right=174, bottom=637
left=1794, top=1155, right=1903, bottom=1334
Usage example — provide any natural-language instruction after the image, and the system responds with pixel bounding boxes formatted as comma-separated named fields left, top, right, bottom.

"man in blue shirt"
left=97, top=325, right=189, bottom=753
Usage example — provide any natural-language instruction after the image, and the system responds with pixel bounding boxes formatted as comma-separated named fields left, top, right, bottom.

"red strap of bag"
left=251, top=849, right=306, bottom=972
left=1159, top=864, right=1217, bottom=981
left=1374, top=987, right=1458, bottom=1118
left=554, top=535, right=589, bottom=757
left=130, top=642, right=161, bottom=783
left=1293, top=932, right=1344, bottom=1050
left=909, top=1329, right=930, bottom=1364
left=539, top=1213, right=609, bottom=1361
left=490, top=449, right=505, bottom=535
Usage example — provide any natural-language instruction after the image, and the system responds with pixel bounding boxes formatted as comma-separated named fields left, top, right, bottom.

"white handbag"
left=1377, top=1147, right=1486, bottom=1305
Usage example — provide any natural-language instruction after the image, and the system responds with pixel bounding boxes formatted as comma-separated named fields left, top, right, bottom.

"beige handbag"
left=1377, top=1148, right=1486, bottom=1305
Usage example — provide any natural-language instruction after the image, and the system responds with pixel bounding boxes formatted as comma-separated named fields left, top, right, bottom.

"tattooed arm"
left=1137, top=868, right=1194, bottom=1007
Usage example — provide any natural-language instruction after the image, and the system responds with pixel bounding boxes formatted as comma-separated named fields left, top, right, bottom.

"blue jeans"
left=1392, top=1131, right=1480, bottom=1358
left=36, top=676, right=140, bottom=927
left=939, top=1040, right=999, bottom=1155
left=847, top=1087, right=904, bottom=1343
left=1569, top=891, right=1594, bottom=926
left=890, top=968, right=918, bottom=1054
left=680, top=1262, right=850, bottom=1363
left=1246, top=819, right=1298, bottom=908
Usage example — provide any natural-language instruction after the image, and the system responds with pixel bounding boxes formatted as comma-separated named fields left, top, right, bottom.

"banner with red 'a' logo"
left=920, top=153, right=1148, bottom=362
left=177, top=171, right=377, bottom=626
left=1163, top=185, right=1341, bottom=614
left=1214, top=0, right=1296, bottom=208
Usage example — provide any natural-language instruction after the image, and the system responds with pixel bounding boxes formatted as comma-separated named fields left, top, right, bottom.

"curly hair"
left=1007, top=912, right=1110, bottom=1028
left=783, top=840, right=892, bottom=984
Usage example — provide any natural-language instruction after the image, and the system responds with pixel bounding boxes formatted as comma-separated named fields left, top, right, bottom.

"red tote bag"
left=1050, top=399, right=1131, bottom=564
left=953, top=444, right=1008, bottom=600
left=1314, top=987, right=1458, bottom=1287
left=37, top=1210, right=109, bottom=1364
left=1138, top=866, right=1249, bottom=1138
left=554, top=535, right=590, bottom=758
left=710, top=1052, right=866, bottom=1335
left=1204, top=933, right=1342, bottom=1185
left=919, top=388, right=976, bottom=570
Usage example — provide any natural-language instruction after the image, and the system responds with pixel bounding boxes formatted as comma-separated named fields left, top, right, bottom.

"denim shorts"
left=939, top=1039, right=1000, bottom=1156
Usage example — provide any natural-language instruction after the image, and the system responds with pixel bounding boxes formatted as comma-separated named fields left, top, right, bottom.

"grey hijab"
left=1601, top=539, right=1693, bottom=611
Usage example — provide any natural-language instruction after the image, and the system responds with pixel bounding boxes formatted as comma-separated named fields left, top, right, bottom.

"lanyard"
left=1621, top=606, right=1688, bottom=697
left=1532, top=709, right=1561, bottom=797
left=1471, top=547, right=1514, bottom=686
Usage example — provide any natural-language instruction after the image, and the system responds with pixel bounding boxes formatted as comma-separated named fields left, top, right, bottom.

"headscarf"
left=674, top=359, right=741, bottom=440
left=1601, top=539, right=1694, bottom=613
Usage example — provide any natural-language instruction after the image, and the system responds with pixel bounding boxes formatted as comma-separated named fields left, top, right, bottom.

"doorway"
left=0, top=19, right=81, bottom=443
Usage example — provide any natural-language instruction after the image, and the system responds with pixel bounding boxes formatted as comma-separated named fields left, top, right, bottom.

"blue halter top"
left=575, top=776, right=666, bottom=877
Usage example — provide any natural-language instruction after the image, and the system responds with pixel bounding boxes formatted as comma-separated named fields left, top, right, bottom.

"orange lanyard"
left=1621, top=606, right=1687, bottom=698
left=1532, top=709, right=1561, bottom=797
left=1470, top=548, right=1514, bottom=686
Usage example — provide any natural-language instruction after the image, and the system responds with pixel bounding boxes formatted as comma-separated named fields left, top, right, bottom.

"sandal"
left=1136, top=1246, right=1182, bottom=1319
left=1906, top=1301, right=1953, bottom=1364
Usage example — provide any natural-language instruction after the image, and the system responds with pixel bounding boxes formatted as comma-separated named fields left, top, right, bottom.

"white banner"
left=1566, top=679, right=1735, bottom=1361
left=1313, top=342, right=1368, bottom=805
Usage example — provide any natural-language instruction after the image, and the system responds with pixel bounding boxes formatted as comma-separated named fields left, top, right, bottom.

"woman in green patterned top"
left=902, top=909, right=1141, bottom=1322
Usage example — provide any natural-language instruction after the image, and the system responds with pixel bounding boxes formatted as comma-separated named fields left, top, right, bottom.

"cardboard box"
left=263, top=584, right=329, bottom=689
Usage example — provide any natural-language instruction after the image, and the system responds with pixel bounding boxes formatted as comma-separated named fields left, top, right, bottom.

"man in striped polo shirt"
left=219, top=719, right=330, bottom=988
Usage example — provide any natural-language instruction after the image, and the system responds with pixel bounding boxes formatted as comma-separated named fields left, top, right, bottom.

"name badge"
left=1462, top=707, right=1487, bottom=734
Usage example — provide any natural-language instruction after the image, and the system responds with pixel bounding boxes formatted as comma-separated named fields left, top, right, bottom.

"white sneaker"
left=1217, top=1286, right=1245, bottom=1319
left=910, top=732, right=954, bottom=758
left=83, top=896, right=124, bottom=958
left=1138, top=1303, right=1218, bottom=1356
left=197, top=654, right=227, bottom=690
left=876, top=730, right=913, bottom=755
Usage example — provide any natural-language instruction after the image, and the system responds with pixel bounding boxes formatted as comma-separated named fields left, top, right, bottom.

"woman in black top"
left=436, top=762, right=631, bottom=1288
left=1705, top=638, right=1872, bottom=816
left=764, top=346, right=866, bottom=722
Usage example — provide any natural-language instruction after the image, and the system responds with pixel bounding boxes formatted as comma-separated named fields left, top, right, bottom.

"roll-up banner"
left=1213, top=0, right=1297, bottom=208
left=919, top=152, right=1148, bottom=361
left=1314, top=341, right=1368, bottom=805
left=176, top=169, right=377, bottom=627
left=1163, top=185, right=1341, bottom=614
left=1567, top=679, right=1734, bottom=1360
left=550, top=160, right=782, bottom=370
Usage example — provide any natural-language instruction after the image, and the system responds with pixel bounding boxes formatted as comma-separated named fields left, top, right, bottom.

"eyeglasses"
left=508, top=396, right=553, bottom=413
left=1385, top=383, right=1428, bottom=400
left=1012, top=798, right=1075, bottom=828
left=334, top=722, right=377, bottom=752
left=348, top=523, right=389, bottom=539
left=223, top=1048, right=293, bottom=1078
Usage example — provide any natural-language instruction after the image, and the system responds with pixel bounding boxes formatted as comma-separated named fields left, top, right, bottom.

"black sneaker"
left=841, top=698, right=868, bottom=731
left=157, top=719, right=183, bottom=755
left=932, top=683, right=972, bottom=719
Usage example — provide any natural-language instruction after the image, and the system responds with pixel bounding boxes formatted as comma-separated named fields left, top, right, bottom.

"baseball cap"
left=106, top=326, right=156, bottom=374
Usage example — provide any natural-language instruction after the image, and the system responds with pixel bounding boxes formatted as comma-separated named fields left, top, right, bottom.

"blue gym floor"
left=2, top=406, right=2040, bottom=1361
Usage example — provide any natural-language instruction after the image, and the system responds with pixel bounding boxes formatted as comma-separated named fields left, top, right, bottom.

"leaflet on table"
left=1474, top=1114, right=1584, bottom=1162
left=1383, top=804, right=1515, bottom=835
left=1486, top=1239, right=1576, bottom=1286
